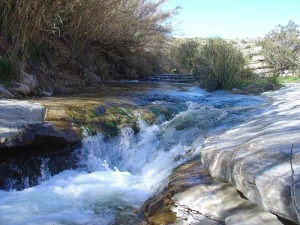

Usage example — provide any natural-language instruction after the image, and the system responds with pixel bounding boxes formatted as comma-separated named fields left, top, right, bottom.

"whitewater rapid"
left=0, top=83, right=266, bottom=225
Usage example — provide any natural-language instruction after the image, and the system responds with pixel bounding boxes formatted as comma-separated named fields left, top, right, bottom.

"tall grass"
left=0, top=0, right=66, bottom=58
left=0, top=0, right=176, bottom=78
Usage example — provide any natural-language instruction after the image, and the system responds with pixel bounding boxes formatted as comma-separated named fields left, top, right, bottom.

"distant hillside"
left=229, top=38, right=273, bottom=76
left=171, top=36, right=295, bottom=77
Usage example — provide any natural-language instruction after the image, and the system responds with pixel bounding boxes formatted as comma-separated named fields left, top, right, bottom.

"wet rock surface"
left=142, top=160, right=210, bottom=225
left=0, top=100, right=80, bottom=190
left=142, top=159, right=284, bottom=225
left=142, top=84, right=300, bottom=225
left=172, top=182, right=283, bottom=225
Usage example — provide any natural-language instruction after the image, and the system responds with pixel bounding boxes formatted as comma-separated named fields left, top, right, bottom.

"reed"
left=0, top=0, right=176, bottom=77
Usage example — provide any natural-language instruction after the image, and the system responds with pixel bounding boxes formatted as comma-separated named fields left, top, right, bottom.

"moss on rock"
left=66, top=104, right=139, bottom=137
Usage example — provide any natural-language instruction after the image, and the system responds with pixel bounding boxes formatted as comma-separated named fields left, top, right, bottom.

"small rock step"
left=148, top=74, right=196, bottom=83
left=172, top=183, right=284, bottom=225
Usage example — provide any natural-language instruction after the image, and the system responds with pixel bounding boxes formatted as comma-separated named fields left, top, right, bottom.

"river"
left=0, top=81, right=266, bottom=225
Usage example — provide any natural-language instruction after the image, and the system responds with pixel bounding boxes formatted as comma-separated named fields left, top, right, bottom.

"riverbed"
left=0, top=81, right=266, bottom=225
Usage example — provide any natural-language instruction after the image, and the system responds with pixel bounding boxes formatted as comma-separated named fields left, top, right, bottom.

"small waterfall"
left=38, top=158, right=51, bottom=183
left=0, top=83, right=266, bottom=225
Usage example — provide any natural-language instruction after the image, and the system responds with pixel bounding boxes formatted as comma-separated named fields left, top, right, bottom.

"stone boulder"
left=8, top=82, right=31, bottom=96
left=40, top=91, right=53, bottom=97
left=0, top=84, right=14, bottom=98
left=201, top=83, right=300, bottom=224
left=173, top=183, right=283, bottom=225
left=142, top=160, right=284, bottom=225
left=0, top=100, right=79, bottom=150
left=19, top=70, right=38, bottom=94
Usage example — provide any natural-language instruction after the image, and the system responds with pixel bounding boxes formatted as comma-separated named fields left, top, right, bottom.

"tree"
left=174, top=40, right=199, bottom=73
left=261, top=20, right=300, bottom=75
left=193, top=38, right=245, bottom=90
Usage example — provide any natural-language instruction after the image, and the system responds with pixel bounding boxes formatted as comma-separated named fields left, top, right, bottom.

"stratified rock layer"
left=143, top=84, right=300, bottom=225
left=142, top=159, right=284, bottom=225
left=172, top=182, right=283, bottom=225
left=202, top=83, right=300, bottom=224
left=0, top=100, right=79, bottom=150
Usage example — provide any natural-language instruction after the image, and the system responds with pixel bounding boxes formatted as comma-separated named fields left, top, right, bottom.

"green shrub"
left=277, top=75, right=300, bottom=83
left=174, top=40, right=199, bottom=73
left=193, top=38, right=245, bottom=90
left=27, top=42, right=48, bottom=64
left=0, top=58, right=18, bottom=84
left=236, top=76, right=281, bottom=94
left=260, top=20, right=300, bottom=75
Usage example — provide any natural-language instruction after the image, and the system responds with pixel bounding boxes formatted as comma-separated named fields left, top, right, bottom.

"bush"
left=0, top=58, right=18, bottom=84
left=261, top=20, right=300, bottom=75
left=193, top=38, right=245, bottom=90
left=174, top=40, right=199, bottom=73
left=27, top=42, right=48, bottom=64
left=236, top=76, right=281, bottom=94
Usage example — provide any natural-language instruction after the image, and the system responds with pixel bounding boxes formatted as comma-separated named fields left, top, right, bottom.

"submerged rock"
left=95, top=105, right=106, bottom=116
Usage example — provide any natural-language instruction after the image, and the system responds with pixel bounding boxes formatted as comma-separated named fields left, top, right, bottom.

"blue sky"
left=164, top=0, right=300, bottom=39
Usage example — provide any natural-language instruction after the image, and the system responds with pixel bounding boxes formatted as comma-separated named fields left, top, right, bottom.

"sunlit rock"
left=202, top=84, right=300, bottom=223
left=0, top=100, right=79, bottom=149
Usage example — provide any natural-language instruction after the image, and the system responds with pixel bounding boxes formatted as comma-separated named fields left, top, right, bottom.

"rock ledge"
left=0, top=100, right=79, bottom=151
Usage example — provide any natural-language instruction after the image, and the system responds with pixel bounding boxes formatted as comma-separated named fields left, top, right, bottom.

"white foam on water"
left=0, top=94, right=264, bottom=225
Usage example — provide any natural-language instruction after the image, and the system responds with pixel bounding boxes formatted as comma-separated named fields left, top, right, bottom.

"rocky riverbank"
left=143, top=84, right=300, bottom=225
left=0, top=100, right=79, bottom=152
left=1, top=83, right=300, bottom=224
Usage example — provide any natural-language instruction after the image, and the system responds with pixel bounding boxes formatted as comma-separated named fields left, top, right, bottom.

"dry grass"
left=0, top=0, right=177, bottom=79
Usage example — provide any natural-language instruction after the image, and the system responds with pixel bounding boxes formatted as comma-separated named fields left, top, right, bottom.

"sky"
left=164, top=0, right=300, bottom=39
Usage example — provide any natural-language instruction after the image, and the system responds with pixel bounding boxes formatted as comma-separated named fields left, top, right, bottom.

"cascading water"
left=0, top=83, right=266, bottom=225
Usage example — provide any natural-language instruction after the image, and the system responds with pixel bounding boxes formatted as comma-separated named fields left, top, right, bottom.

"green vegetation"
left=0, top=58, right=18, bottom=85
left=1, top=1, right=299, bottom=95
left=66, top=105, right=139, bottom=137
left=193, top=38, right=246, bottom=90
left=260, top=20, right=300, bottom=76
left=163, top=38, right=206, bottom=73
left=174, top=40, right=199, bottom=73
left=235, top=76, right=281, bottom=94
left=168, top=28, right=300, bottom=93
left=277, top=76, right=300, bottom=83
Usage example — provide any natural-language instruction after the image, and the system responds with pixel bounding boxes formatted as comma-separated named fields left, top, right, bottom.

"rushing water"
left=0, top=82, right=266, bottom=225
